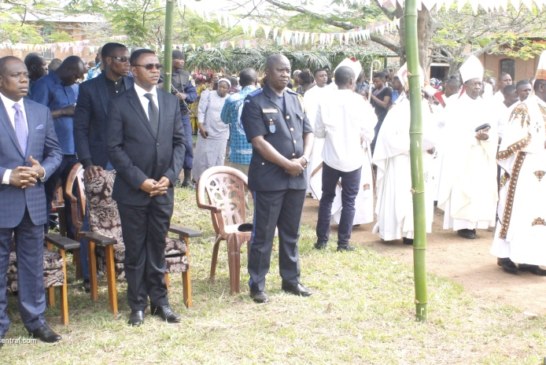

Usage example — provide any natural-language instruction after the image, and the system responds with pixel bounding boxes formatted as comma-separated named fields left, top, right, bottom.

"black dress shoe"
left=128, top=310, right=145, bottom=326
left=518, top=264, right=546, bottom=276
left=150, top=305, right=181, bottom=323
left=337, top=244, right=356, bottom=252
left=497, top=258, right=518, bottom=275
left=29, top=323, right=61, bottom=343
left=250, top=291, right=269, bottom=304
left=402, top=237, right=414, bottom=245
left=457, top=229, right=476, bottom=239
left=314, top=241, right=327, bottom=250
left=82, top=280, right=90, bottom=293
left=281, top=282, right=312, bottom=297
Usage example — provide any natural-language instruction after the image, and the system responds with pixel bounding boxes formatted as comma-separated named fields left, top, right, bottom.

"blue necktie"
left=13, top=103, right=28, bottom=154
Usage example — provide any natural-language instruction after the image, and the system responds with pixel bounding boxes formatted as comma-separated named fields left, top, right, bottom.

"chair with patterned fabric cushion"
left=65, top=163, right=200, bottom=316
left=196, top=165, right=253, bottom=294
left=6, top=234, right=79, bottom=325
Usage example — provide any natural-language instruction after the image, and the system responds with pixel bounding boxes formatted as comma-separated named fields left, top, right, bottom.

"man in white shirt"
left=493, top=72, right=513, bottom=103
left=314, top=66, right=376, bottom=251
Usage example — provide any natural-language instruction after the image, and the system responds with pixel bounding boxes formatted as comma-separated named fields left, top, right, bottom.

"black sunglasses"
left=111, top=56, right=129, bottom=63
left=133, top=63, right=163, bottom=70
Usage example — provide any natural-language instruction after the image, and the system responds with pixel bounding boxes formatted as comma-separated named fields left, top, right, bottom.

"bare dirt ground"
left=301, top=198, right=546, bottom=315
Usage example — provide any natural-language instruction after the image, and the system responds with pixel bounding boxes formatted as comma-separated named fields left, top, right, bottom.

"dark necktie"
left=13, top=103, right=28, bottom=153
left=144, top=93, right=159, bottom=133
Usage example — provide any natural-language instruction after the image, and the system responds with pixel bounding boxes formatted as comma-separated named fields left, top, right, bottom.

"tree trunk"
left=162, top=0, right=175, bottom=93
left=381, top=4, right=432, bottom=72
left=405, top=0, right=428, bottom=322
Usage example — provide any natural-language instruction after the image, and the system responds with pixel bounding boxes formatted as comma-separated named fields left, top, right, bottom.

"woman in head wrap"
left=192, top=78, right=231, bottom=181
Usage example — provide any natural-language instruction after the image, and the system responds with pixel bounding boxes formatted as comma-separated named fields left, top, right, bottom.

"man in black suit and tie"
left=74, top=42, right=134, bottom=291
left=0, top=56, right=62, bottom=342
left=107, top=49, right=186, bottom=326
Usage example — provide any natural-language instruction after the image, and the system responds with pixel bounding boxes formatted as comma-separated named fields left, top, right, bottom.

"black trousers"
left=181, top=113, right=193, bottom=170
left=117, top=200, right=172, bottom=310
left=248, top=189, right=306, bottom=293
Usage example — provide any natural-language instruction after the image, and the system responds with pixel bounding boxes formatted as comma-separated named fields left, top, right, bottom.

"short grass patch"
left=2, top=188, right=545, bottom=364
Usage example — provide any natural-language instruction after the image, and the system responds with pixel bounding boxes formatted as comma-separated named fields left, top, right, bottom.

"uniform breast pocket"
left=263, top=113, right=279, bottom=134
left=295, top=112, right=305, bottom=126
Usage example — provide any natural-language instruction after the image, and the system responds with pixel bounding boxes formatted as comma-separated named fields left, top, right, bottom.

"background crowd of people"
left=1, top=43, right=545, bottom=343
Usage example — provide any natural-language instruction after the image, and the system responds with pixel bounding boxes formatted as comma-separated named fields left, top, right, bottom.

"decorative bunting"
left=194, top=8, right=395, bottom=47
left=377, top=0, right=546, bottom=11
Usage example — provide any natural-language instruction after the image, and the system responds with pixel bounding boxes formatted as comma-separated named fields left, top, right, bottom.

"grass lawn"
left=2, top=188, right=545, bottom=364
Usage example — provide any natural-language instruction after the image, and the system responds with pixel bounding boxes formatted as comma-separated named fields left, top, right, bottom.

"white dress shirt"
left=1, top=92, right=29, bottom=184
left=133, top=83, right=159, bottom=120
left=315, top=89, right=377, bottom=172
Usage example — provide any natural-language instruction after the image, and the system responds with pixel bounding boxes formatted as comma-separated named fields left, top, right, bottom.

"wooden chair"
left=65, top=163, right=200, bottom=316
left=196, top=166, right=253, bottom=294
left=7, top=233, right=79, bottom=325
left=50, top=180, right=67, bottom=236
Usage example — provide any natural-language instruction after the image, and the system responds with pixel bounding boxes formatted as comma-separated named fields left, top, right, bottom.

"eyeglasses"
left=111, top=56, right=129, bottom=63
left=133, top=63, right=163, bottom=70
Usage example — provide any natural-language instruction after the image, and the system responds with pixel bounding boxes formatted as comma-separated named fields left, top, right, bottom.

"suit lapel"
left=157, top=91, right=166, bottom=136
left=156, top=90, right=174, bottom=142
left=0, top=99, right=25, bottom=157
left=23, top=98, right=39, bottom=158
left=97, top=75, right=110, bottom=115
left=127, top=88, right=156, bottom=139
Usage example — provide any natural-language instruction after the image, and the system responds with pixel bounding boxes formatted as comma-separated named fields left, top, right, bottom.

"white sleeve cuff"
left=2, top=169, right=12, bottom=185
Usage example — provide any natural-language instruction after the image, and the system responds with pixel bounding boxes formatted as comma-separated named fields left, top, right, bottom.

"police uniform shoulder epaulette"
left=244, top=89, right=264, bottom=103
left=248, top=88, right=264, bottom=98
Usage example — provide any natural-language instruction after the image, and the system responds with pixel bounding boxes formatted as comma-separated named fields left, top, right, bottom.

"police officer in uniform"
left=170, top=50, right=197, bottom=187
left=241, top=54, right=314, bottom=303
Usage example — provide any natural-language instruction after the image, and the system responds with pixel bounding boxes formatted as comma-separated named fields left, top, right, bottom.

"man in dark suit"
left=107, top=49, right=186, bottom=326
left=74, top=42, right=134, bottom=291
left=0, top=56, right=62, bottom=342
left=75, top=42, right=134, bottom=178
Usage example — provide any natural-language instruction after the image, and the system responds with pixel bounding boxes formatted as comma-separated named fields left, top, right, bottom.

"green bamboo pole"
left=162, top=0, right=175, bottom=93
left=404, top=0, right=428, bottom=321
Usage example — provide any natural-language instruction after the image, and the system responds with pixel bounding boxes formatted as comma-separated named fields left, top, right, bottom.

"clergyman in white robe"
left=491, top=93, right=546, bottom=267
left=436, top=89, right=499, bottom=235
left=304, top=83, right=327, bottom=198
left=372, top=96, right=437, bottom=241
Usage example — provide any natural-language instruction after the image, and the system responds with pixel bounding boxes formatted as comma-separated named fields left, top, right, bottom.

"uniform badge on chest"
left=262, top=108, right=278, bottom=134
left=269, top=120, right=276, bottom=134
